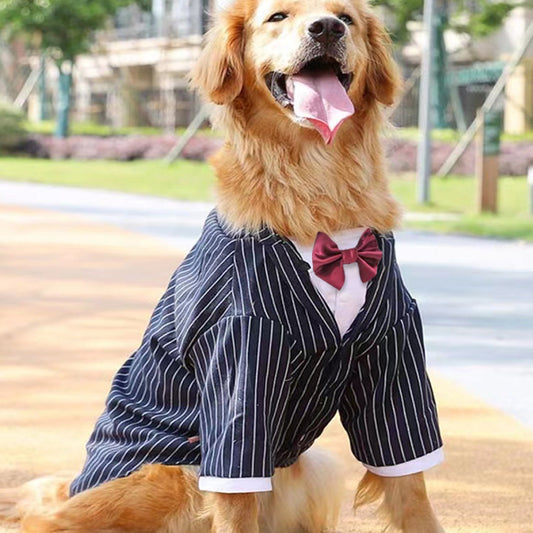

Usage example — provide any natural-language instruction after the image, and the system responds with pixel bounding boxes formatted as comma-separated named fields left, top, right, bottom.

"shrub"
left=0, top=102, right=26, bottom=152
left=13, top=131, right=532, bottom=176
left=19, top=134, right=223, bottom=161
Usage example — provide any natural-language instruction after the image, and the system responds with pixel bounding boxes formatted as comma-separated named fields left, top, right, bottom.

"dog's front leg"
left=356, top=471, right=444, bottom=532
left=381, top=473, right=444, bottom=532
left=210, top=492, right=259, bottom=533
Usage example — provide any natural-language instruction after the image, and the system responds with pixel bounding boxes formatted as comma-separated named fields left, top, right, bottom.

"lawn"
left=0, top=158, right=216, bottom=202
left=391, top=174, right=532, bottom=241
left=25, top=120, right=222, bottom=138
left=389, top=127, right=533, bottom=144
left=0, top=157, right=531, bottom=241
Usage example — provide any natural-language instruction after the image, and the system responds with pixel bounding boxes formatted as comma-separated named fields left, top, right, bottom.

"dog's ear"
left=190, top=11, right=245, bottom=105
left=364, top=13, right=401, bottom=106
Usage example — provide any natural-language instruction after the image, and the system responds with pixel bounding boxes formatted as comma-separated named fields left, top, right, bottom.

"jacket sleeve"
left=187, top=315, right=292, bottom=492
left=339, top=299, right=444, bottom=477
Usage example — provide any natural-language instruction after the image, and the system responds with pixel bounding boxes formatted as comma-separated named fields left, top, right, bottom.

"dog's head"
left=191, top=0, right=400, bottom=143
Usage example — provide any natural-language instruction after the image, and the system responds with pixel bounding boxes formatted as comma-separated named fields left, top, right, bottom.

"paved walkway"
left=0, top=203, right=532, bottom=532
left=2, top=181, right=533, bottom=428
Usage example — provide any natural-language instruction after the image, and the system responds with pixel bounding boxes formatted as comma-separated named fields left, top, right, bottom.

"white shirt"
left=291, top=228, right=368, bottom=337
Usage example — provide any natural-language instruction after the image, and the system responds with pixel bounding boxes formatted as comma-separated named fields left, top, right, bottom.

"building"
left=37, top=1, right=210, bottom=130
left=24, top=1, right=533, bottom=133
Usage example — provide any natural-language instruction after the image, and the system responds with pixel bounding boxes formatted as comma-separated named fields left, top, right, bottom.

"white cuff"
left=198, top=476, right=273, bottom=493
left=363, top=447, right=444, bottom=477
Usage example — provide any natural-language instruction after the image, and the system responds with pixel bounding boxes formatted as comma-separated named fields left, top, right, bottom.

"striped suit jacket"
left=70, top=210, right=442, bottom=495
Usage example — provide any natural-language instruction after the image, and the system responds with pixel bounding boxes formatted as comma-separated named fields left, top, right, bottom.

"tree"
left=371, top=0, right=517, bottom=45
left=371, top=0, right=518, bottom=129
left=450, top=0, right=517, bottom=39
left=0, top=0, right=150, bottom=137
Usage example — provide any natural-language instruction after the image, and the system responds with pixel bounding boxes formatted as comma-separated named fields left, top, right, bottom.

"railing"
left=98, top=1, right=204, bottom=42
left=390, top=62, right=509, bottom=130
left=0, top=38, right=32, bottom=102
left=98, top=15, right=202, bottom=41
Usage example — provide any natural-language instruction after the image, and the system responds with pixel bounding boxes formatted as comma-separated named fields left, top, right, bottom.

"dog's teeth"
left=286, top=77, right=294, bottom=100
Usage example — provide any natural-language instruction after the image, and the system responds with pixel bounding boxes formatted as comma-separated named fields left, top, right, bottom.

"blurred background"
left=0, top=0, right=532, bottom=237
left=1, top=1, right=533, bottom=531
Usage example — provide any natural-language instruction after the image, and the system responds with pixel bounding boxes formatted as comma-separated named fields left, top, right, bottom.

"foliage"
left=24, top=120, right=222, bottom=138
left=0, top=0, right=150, bottom=137
left=6, top=129, right=532, bottom=176
left=18, top=133, right=222, bottom=160
left=450, top=0, right=517, bottom=38
left=370, top=0, right=424, bottom=44
left=0, top=0, right=150, bottom=62
left=0, top=102, right=26, bottom=151
left=370, top=0, right=517, bottom=45
left=25, top=120, right=164, bottom=137
left=393, top=127, right=533, bottom=143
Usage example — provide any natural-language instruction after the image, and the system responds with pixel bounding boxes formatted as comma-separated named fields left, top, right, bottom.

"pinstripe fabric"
left=70, top=210, right=442, bottom=495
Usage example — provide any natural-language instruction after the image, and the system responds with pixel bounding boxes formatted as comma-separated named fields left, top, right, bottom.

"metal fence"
left=101, top=1, right=209, bottom=41
left=390, top=62, right=515, bottom=130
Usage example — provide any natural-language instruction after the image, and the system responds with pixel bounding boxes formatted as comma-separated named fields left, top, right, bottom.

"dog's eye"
left=267, top=12, right=288, bottom=23
left=338, top=14, right=353, bottom=25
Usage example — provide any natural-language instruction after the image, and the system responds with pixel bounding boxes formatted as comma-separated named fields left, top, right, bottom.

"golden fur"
left=356, top=471, right=445, bottom=532
left=2, top=449, right=344, bottom=532
left=1, top=0, right=444, bottom=531
left=191, top=0, right=402, bottom=244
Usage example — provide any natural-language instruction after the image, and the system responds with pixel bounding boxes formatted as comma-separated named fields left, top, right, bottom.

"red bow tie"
left=312, top=230, right=382, bottom=289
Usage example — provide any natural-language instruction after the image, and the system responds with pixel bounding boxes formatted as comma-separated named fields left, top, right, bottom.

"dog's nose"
left=308, top=17, right=346, bottom=44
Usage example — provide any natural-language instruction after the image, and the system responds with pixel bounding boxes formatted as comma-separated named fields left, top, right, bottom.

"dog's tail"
left=0, top=475, right=72, bottom=524
left=264, top=447, right=345, bottom=532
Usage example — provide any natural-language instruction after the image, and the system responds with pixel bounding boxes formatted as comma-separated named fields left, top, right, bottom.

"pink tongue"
left=289, top=68, right=354, bottom=144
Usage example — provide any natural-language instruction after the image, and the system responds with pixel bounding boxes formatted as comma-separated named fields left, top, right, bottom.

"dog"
left=4, top=0, right=446, bottom=531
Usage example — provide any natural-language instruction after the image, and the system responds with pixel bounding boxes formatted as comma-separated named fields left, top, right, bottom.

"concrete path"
left=0, top=181, right=213, bottom=250
left=2, top=181, right=532, bottom=429
left=1, top=204, right=532, bottom=533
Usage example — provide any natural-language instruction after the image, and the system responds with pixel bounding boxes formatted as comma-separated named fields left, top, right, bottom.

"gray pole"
left=529, top=166, right=533, bottom=216
left=416, top=0, right=436, bottom=204
left=165, top=104, right=209, bottom=164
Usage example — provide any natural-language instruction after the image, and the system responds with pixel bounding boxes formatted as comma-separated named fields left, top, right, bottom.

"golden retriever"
left=3, top=0, right=445, bottom=531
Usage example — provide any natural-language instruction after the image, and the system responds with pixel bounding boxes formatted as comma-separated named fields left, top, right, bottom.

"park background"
left=1, top=0, right=533, bottom=531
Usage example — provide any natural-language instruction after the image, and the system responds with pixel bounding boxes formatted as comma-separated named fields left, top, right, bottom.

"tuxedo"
left=71, top=210, right=443, bottom=495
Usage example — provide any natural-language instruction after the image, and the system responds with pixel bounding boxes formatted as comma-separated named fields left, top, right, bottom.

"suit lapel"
left=257, top=230, right=341, bottom=344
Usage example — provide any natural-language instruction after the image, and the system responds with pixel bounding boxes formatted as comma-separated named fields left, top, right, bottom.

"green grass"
left=388, top=127, right=533, bottom=144
left=25, top=120, right=222, bottom=138
left=25, top=121, right=163, bottom=137
left=0, top=157, right=216, bottom=202
left=391, top=174, right=533, bottom=241
left=388, top=128, right=463, bottom=143
left=0, top=157, right=531, bottom=240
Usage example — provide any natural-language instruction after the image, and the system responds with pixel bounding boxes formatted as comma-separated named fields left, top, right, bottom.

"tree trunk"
left=55, top=62, right=72, bottom=138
